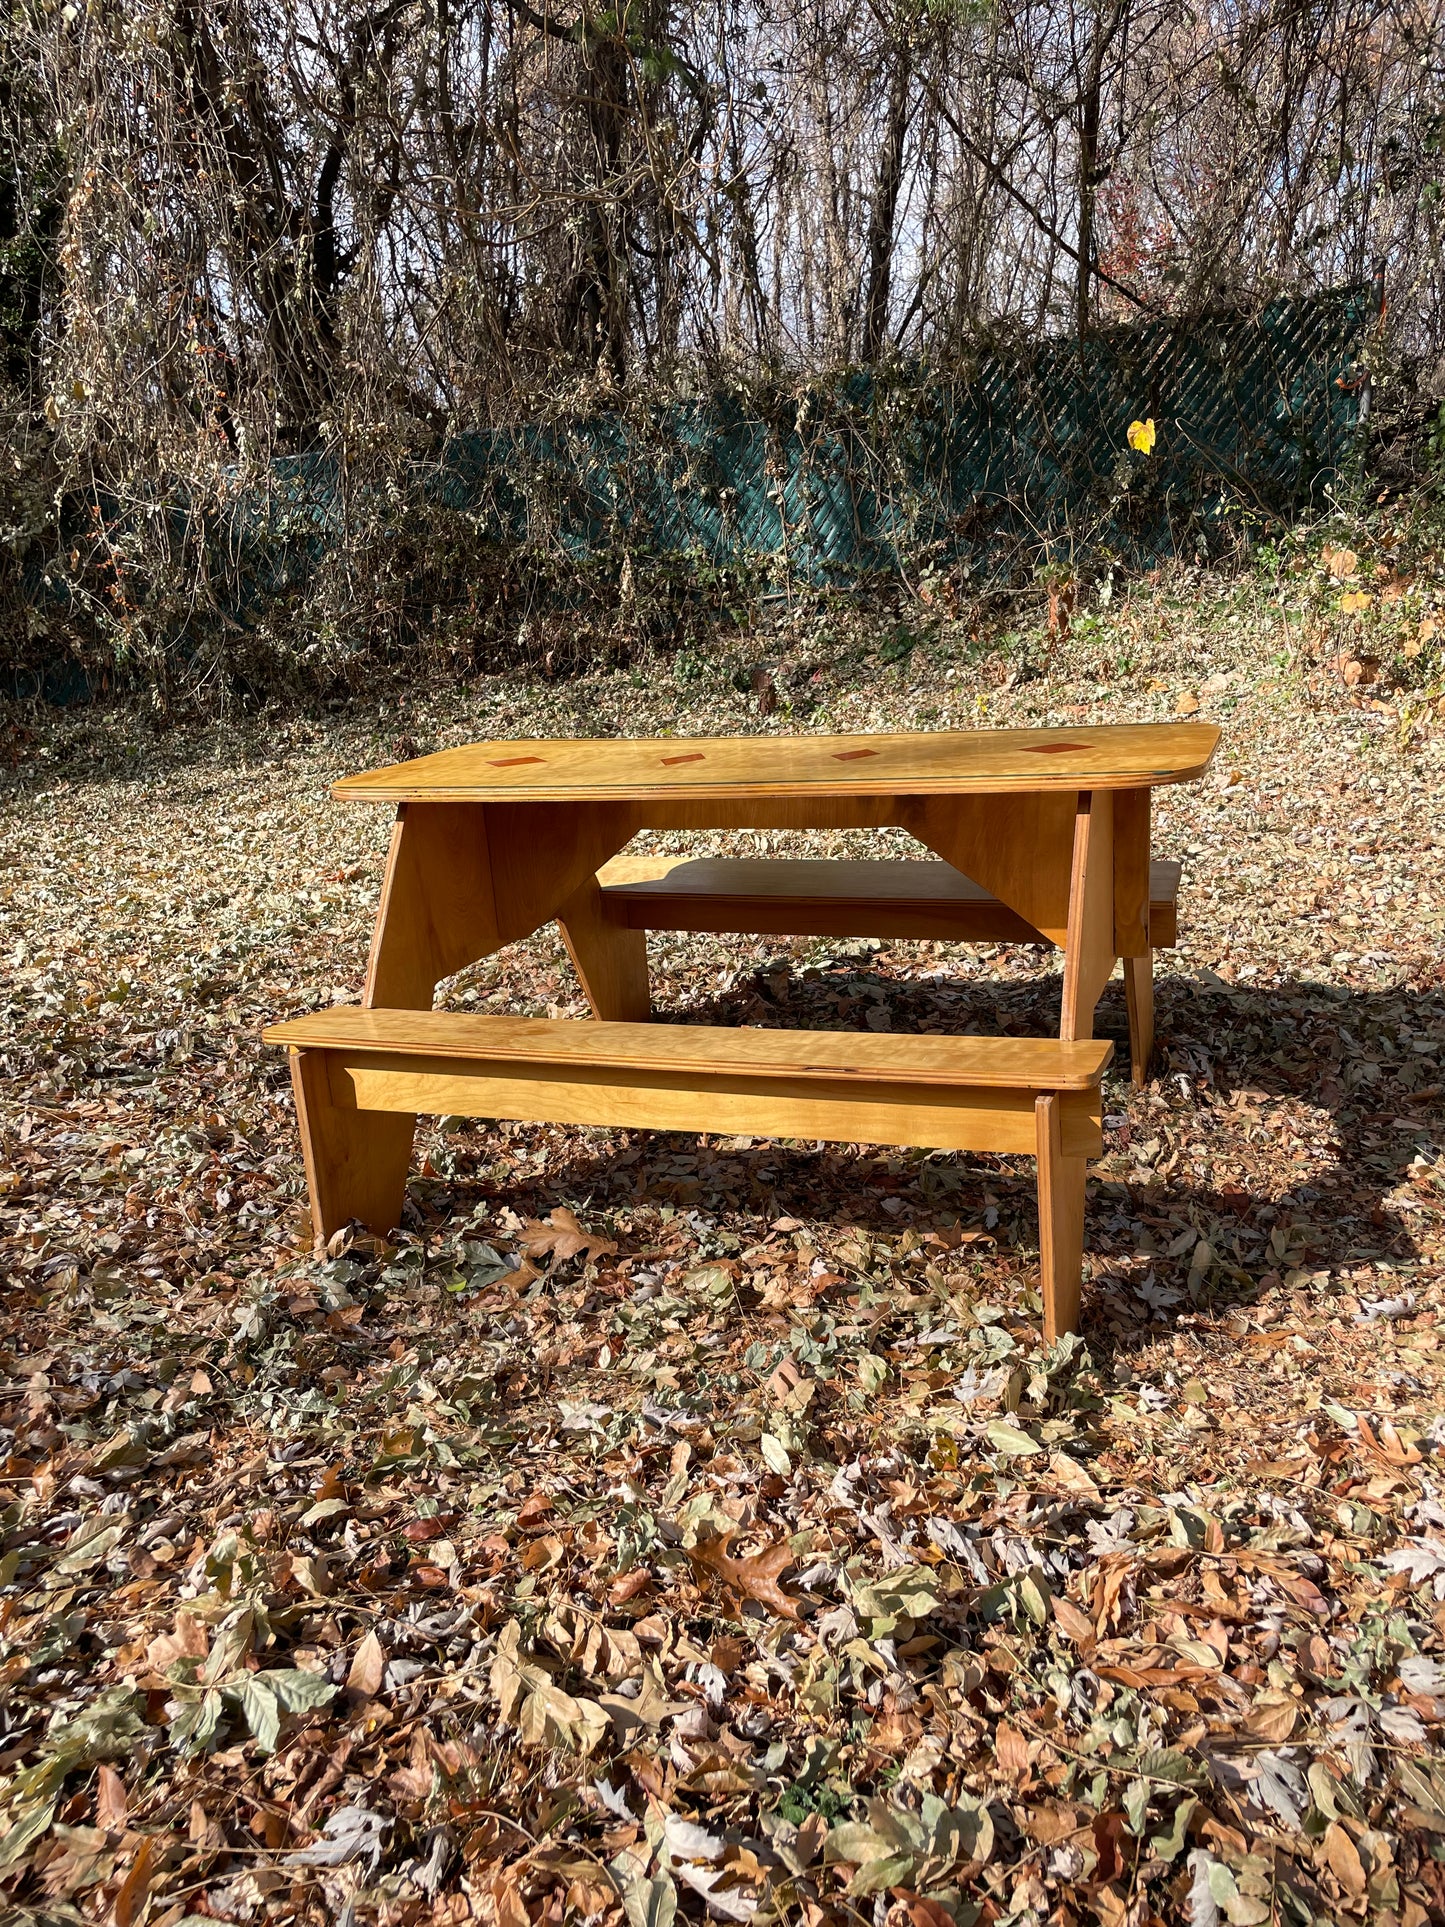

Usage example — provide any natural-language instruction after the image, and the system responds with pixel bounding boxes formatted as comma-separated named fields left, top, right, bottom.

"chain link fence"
left=232, top=285, right=1368, bottom=628
left=15, top=283, right=1367, bottom=704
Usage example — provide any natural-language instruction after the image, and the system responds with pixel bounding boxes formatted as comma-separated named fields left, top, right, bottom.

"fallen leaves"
left=824, top=1792, right=994, bottom=1896
left=2, top=564, right=1444, bottom=1927
left=1357, top=1412, right=1423, bottom=1464
left=689, top=1532, right=802, bottom=1621
left=344, top=1628, right=386, bottom=1702
left=94, top=1764, right=128, bottom=1833
left=112, top=1836, right=155, bottom=1927
left=1051, top=1593, right=1097, bottom=1647
left=984, top=1416, right=1042, bottom=1456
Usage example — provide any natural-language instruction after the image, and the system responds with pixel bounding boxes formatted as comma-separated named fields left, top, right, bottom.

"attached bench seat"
left=264, top=1007, right=1113, bottom=1339
left=597, top=854, right=1180, bottom=947
left=587, top=853, right=1179, bottom=1086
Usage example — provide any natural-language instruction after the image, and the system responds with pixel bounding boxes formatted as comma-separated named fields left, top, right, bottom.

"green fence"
left=208, top=284, right=1375, bottom=629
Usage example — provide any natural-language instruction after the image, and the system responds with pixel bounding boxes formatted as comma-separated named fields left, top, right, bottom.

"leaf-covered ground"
left=3, top=551, right=1445, bottom=1927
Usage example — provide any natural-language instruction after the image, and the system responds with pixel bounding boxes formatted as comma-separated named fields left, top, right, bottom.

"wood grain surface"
left=266, top=1006, right=1113, bottom=1090
left=333, top=722, right=1219, bottom=803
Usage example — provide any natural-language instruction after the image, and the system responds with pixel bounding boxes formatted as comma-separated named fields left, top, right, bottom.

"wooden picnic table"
left=334, top=720, right=1218, bottom=1044
left=269, top=719, right=1218, bottom=1337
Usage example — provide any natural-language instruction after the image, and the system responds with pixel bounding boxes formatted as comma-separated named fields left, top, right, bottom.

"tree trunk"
left=1076, top=5, right=1105, bottom=341
left=863, top=46, right=912, bottom=363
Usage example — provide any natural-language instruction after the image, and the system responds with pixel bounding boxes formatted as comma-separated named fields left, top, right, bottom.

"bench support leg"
left=1036, top=1092, right=1086, bottom=1342
left=557, top=880, right=651, bottom=1021
left=290, top=1049, right=412, bottom=1250
left=1124, top=950, right=1155, bottom=1088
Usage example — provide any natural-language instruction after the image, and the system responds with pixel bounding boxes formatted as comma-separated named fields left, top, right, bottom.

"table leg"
left=300, top=798, right=637, bottom=1247
left=292, top=800, right=512, bottom=1247
left=1113, top=788, right=1155, bottom=1086
left=484, top=799, right=645, bottom=1016
left=289, top=1046, right=418, bottom=1255
left=556, top=878, right=651, bottom=1020
left=362, top=798, right=637, bottom=1011
left=481, top=801, right=638, bottom=948
left=1060, top=789, right=1117, bottom=1043
left=1123, top=954, right=1155, bottom=1089
left=365, top=802, right=505, bottom=1009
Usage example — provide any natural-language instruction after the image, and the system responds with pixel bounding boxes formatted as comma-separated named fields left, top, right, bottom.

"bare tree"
left=3, top=0, right=1441, bottom=683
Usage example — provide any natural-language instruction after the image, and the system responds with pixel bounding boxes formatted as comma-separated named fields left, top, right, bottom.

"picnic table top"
left=333, top=721, right=1221, bottom=804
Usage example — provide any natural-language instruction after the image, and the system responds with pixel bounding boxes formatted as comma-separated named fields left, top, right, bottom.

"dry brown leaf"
left=1243, top=1695, right=1299, bottom=1741
left=1359, top=1415, right=1422, bottom=1465
left=994, top=1721, right=1032, bottom=1781
left=113, top=1837, right=154, bottom=1927
left=766, top=1355, right=805, bottom=1403
left=893, top=1891, right=958, bottom=1927
left=95, top=1765, right=128, bottom=1834
left=1323, top=1820, right=1368, bottom=1898
left=1200, top=1618, right=1231, bottom=1665
left=189, top=1800, right=225, bottom=1853
left=1022, top=1802, right=1089, bottom=1845
left=346, top=1629, right=387, bottom=1702
left=607, top=1567, right=653, bottom=1606
left=520, top=1533, right=565, bottom=1572
left=519, top=1207, right=618, bottom=1267
left=791, top=1812, right=828, bottom=1868
left=517, top=1492, right=556, bottom=1529
left=689, top=1532, right=801, bottom=1621
left=1097, top=1661, right=1215, bottom=1687
left=1092, top=1811, right=1127, bottom=1885
left=489, top=1864, right=532, bottom=1927
left=567, top=1874, right=619, bottom=1917
left=1047, top=1451, right=1101, bottom=1500
left=1051, top=1595, right=1097, bottom=1648
left=314, top=1462, right=346, bottom=1502
left=1273, top=1570, right=1331, bottom=1619
left=1092, top=1563, right=1133, bottom=1635
left=389, top=1728, right=438, bottom=1803
left=146, top=1610, right=208, bottom=1673
left=1340, top=652, right=1378, bottom=682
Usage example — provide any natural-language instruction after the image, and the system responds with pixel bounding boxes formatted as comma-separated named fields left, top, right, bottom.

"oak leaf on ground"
left=520, top=1208, right=618, bottom=1267
left=689, top=1532, right=801, bottom=1621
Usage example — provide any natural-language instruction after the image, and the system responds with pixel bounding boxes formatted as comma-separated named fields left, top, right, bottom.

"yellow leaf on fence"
left=1127, top=417, right=1156, bottom=454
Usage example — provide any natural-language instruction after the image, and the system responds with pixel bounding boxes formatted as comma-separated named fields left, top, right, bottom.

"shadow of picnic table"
left=429, top=961, right=1443, bottom=1328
